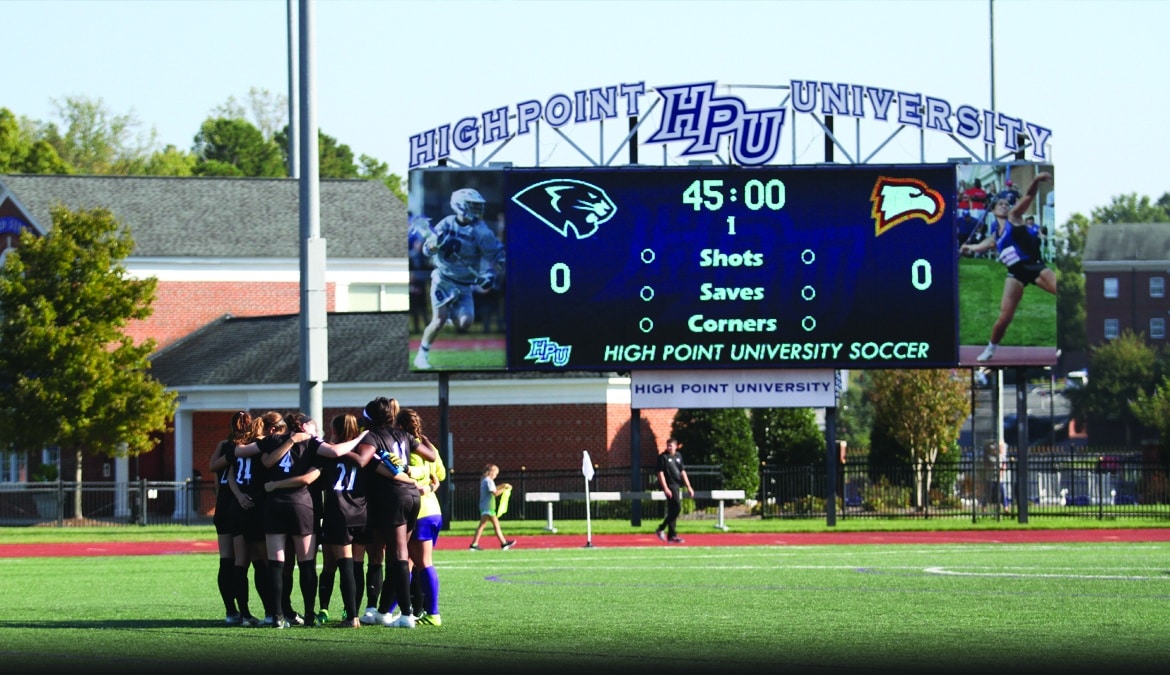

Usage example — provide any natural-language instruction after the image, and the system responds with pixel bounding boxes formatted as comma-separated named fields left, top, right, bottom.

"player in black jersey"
left=358, top=397, right=437, bottom=628
left=230, top=411, right=290, bottom=624
left=249, top=412, right=370, bottom=628
left=210, top=411, right=260, bottom=626
left=315, top=413, right=371, bottom=627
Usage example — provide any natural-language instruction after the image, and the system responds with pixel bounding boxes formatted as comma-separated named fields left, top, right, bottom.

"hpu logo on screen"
left=511, top=179, right=617, bottom=239
left=525, top=338, right=572, bottom=367
left=645, top=82, right=786, bottom=166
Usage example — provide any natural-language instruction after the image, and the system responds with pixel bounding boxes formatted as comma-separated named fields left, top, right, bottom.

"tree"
left=1089, top=193, right=1170, bottom=224
left=1053, top=212, right=1089, bottom=353
left=1130, top=379, right=1170, bottom=463
left=751, top=407, right=823, bottom=467
left=670, top=408, right=759, bottom=497
left=835, top=370, right=873, bottom=452
left=0, top=108, right=72, bottom=174
left=866, top=369, right=970, bottom=509
left=41, top=96, right=156, bottom=174
left=357, top=154, right=407, bottom=203
left=0, top=206, right=177, bottom=519
left=192, top=117, right=285, bottom=178
left=142, top=145, right=197, bottom=177
left=275, top=127, right=360, bottom=179
left=211, top=87, right=287, bottom=141
left=1065, top=330, right=1159, bottom=447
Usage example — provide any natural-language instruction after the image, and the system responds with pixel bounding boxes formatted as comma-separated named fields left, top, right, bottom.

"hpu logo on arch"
left=407, top=80, right=1051, bottom=168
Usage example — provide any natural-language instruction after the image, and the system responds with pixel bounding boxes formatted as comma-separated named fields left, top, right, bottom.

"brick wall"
left=126, top=281, right=337, bottom=348
left=189, top=404, right=677, bottom=480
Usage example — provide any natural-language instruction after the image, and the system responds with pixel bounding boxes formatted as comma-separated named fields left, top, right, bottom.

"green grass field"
left=2, top=530, right=1168, bottom=674
left=959, top=256, right=1057, bottom=346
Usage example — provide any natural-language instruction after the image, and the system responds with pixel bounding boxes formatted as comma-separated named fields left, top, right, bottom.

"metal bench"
left=524, top=490, right=747, bottom=533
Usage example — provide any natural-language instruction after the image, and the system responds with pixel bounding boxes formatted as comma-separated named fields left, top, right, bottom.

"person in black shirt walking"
left=655, top=438, right=694, bottom=543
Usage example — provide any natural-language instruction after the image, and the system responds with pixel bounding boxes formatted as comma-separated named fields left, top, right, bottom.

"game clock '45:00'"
left=504, top=164, right=958, bottom=372
left=682, top=177, right=788, bottom=215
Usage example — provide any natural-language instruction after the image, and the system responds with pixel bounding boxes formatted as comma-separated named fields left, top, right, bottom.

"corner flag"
left=582, top=450, right=595, bottom=481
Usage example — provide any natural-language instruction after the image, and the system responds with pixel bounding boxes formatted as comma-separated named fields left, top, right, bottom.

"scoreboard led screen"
left=503, top=165, right=959, bottom=371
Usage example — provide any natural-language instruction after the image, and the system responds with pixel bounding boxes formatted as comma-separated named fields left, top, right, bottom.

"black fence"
left=759, top=452, right=1170, bottom=521
left=3, top=453, right=1168, bottom=527
left=0, top=479, right=208, bottom=526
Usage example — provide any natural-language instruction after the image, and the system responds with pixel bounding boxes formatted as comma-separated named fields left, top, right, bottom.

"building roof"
left=0, top=174, right=405, bottom=259
left=149, top=311, right=604, bottom=387
left=149, top=312, right=423, bottom=386
left=1083, top=222, right=1170, bottom=264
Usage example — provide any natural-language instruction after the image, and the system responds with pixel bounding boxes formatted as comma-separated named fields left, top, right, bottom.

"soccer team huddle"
left=209, top=396, right=445, bottom=629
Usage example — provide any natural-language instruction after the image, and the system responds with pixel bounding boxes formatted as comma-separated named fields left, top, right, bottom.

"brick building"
left=0, top=174, right=673, bottom=498
left=1081, top=222, right=1170, bottom=444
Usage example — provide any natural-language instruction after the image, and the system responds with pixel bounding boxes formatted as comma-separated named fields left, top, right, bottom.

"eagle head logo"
left=870, top=177, right=945, bottom=236
left=511, top=179, right=617, bottom=239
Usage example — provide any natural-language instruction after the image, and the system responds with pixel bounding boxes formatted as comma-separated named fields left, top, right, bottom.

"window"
left=1103, top=277, right=1119, bottom=298
left=1151, top=277, right=1165, bottom=298
left=1152, top=318, right=1166, bottom=340
left=1104, top=318, right=1120, bottom=339
left=346, top=284, right=408, bottom=312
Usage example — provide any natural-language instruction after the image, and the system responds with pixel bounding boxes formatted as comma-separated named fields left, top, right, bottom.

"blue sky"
left=5, top=0, right=1167, bottom=222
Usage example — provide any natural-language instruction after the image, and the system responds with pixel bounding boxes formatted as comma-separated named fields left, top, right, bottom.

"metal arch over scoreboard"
left=504, top=164, right=957, bottom=371
left=405, top=78, right=1056, bottom=374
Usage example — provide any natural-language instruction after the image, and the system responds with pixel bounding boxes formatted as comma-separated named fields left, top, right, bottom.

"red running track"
left=2, top=528, right=1169, bottom=558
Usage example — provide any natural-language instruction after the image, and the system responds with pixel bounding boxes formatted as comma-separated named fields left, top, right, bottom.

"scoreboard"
left=502, top=165, right=958, bottom=371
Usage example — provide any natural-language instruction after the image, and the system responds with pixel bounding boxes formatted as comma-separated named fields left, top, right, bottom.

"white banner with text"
left=631, top=369, right=836, bottom=409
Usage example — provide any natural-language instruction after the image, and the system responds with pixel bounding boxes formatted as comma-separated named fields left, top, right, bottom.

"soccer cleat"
left=378, top=609, right=402, bottom=627
left=501, top=540, right=516, bottom=550
left=469, top=544, right=482, bottom=551
left=414, top=350, right=432, bottom=369
left=656, top=529, right=667, bottom=542
left=359, top=607, right=379, bottom=625
left=417, top=612, right=442, bottom=626
left=272, top=615, right=290, bottom=629
left=240, top=615, right=261, bottom=627
left=316, top=609, right=329, bottom=625
left=668, top=536, right=685, bottom=543
left=225, top=613, right=242, bottom=626
left=338, top=617, right=360, bottom=628
left=977, top=344, right=997, bottom=362
left=389, top=614, right=417, bottom=629
left=288, top=613, right=305, bottom=627
left=261, top=615, right=274, bottom=626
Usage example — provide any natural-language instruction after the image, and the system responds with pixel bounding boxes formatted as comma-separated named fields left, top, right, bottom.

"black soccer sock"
left=337, top=557, right=357, bottom=620
left=353, top=562, right=366, bottom=615
left=218, top=557, right=237, bottom=615
left=318, top=559, right=335, bottom=611
left=410, top=568, right=424, bottom=617
left=251, top=559, right=271, bottom=617
left=268, top=561, right=285, bottom=621
left=282, top=562, right=295, bottom=617
left=366, top=563, right=383, bottom=609
left=391, top=559, right=413, bottom=618
left=377, top=572, right=393, bottom=614
left=234, top=564, right=252, bottom=617
left=298, top=559, right=318, bottom=620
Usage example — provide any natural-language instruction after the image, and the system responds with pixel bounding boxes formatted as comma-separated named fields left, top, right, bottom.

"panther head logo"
left=511, top=179, right=617, bottom=239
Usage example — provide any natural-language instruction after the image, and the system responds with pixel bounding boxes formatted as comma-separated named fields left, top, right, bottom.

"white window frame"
left=1104, top=318, right=1120, bottom=339
left=1103, top=277, right=1119, bottom=299
left=1151, top=277, right=1165, bottom=298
